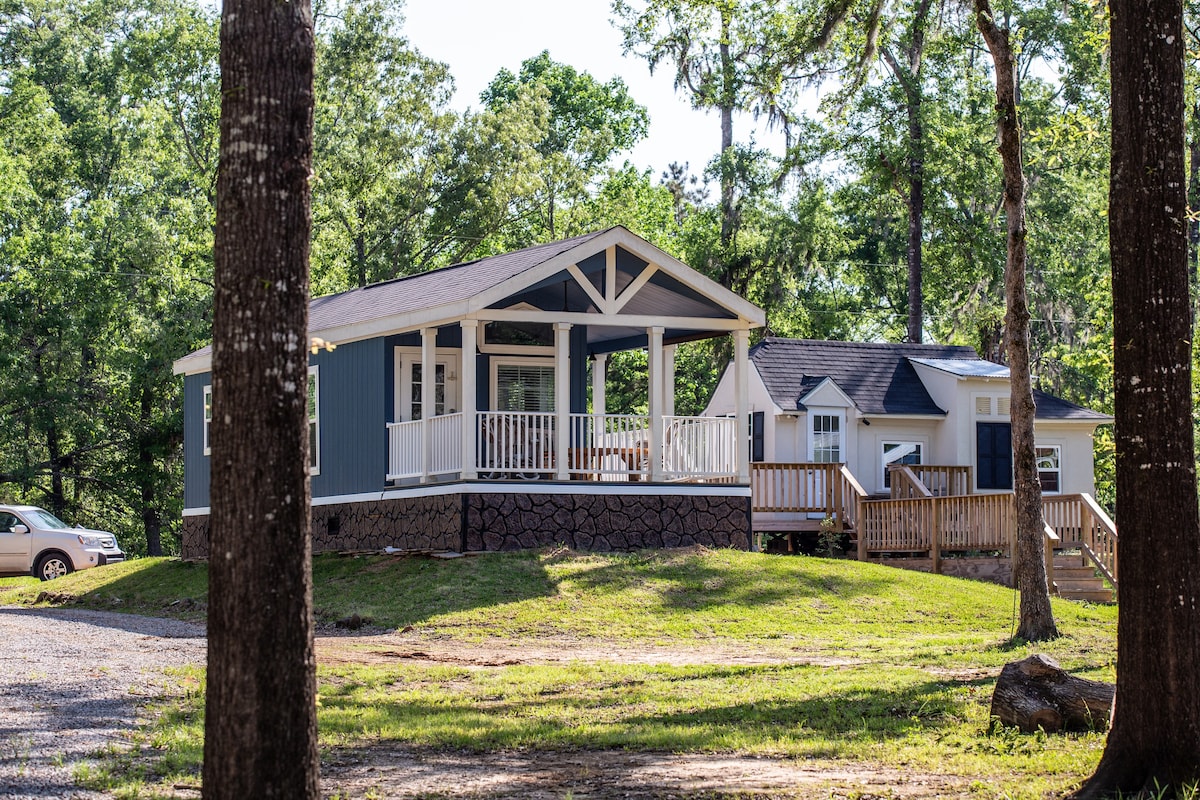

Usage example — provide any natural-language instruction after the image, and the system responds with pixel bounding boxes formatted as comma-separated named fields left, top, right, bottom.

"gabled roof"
left=751, top=338, right=1111, bottom=422
left=174, top=227, right=765, bottom=375
left=753, top=338, right=973, bottom=416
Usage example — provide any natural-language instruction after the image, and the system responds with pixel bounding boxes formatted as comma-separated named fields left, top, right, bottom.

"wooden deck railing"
left=750, top=462, right=845, bottom=517
left=858, top=492, right=1016, bottom=567
left=912, top=465, right=972, bottom=496
left=889, top=465, right=933, bottom=500
left=1042, top=493, right=1118, bottom=587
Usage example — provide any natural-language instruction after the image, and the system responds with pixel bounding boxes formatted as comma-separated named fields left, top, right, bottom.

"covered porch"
left=377, top=230, right=762, bottom=488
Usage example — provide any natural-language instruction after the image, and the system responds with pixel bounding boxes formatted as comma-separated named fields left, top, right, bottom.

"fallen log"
left=990, top=653, right=1114, bottom=733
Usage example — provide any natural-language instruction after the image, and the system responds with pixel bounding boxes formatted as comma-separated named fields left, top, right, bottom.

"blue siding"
left=310, top=338, right=387, bottom=498
left=183, top=373, right=211, bottom=508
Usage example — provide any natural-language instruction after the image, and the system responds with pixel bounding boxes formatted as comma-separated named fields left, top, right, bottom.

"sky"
left=401, top=0, right=787, bottom=183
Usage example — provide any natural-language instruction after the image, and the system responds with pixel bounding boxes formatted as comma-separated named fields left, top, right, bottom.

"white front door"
left=395, top=350, right=460, bottom=422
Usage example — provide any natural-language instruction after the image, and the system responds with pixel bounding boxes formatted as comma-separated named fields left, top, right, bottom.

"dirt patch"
left=321, top=746, right=973, bottom=799
left=316, top=633, right=864, bottom=669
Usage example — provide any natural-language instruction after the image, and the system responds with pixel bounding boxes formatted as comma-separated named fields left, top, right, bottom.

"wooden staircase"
left=1052, top=553, right=1114, bottom=603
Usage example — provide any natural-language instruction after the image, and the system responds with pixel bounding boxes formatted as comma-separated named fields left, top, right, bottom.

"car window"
left=24, top=509, right=69, bottom=529
left=0, top=513, right=17, bottom=532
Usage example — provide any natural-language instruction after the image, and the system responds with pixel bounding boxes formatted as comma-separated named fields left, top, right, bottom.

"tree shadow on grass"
left=317, top=662, right=976, bottom=756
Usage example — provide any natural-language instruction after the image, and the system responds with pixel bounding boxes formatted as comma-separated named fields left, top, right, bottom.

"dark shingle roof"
left=752, top=338, right=973, bottom=415
left=1031, top=390, right=1111, bottom=421
left=751, top=338, right=1110, bottom=421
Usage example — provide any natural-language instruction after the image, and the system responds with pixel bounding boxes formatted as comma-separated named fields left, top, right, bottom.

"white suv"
left=0, top=505, right=125, bottom=581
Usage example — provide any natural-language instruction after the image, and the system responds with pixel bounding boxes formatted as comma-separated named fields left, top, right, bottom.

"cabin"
left=704, top=338, right=1118, bottom=600
left=173, top=227, right=764, bottom=558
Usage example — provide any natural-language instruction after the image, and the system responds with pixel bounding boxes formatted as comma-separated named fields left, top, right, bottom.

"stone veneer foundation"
left=181, top=487, right=751, bottom=560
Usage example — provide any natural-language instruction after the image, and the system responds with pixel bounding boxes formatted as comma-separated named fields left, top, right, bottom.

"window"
left=811, top=414, right=841, bottom=463
left=307, top=367, right=320, bottom=474
left=203, top=384, right=212, bottom=455
left=882, top=441, right=923, bottom=488
left=410, top=363, right=446, bottom=420
left=495, top=362, right=554, bottom=412
left=1036, top=445, right=1061, bottom=493
left=484, top=320, right=553, bottom=348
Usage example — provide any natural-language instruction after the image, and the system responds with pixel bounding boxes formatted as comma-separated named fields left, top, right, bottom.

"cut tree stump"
left=990, top=654, right=1114, bottom=733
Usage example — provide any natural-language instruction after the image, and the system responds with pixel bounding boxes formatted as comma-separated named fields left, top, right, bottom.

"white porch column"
left=460, top=319, right=478, bottom=480
left=662, top=344, right=677, bottom=419
left=734, top=328, right=750, bottom=483
left=592, top=353, right=607, bottom=415
left=554, top=322, right=572, bottom=480
left=648, top=326, right=665, bottom=482
left=420, top=327, right=436, bottom=484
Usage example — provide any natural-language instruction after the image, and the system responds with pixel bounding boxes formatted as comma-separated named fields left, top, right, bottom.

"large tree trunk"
left=203, top=1, right=319, bottom=798
left=717, top=5, right=736, bottom=264
left=1071, top=0, right=1200, bottom=795
left=973, top=0, right=1057, bottom=642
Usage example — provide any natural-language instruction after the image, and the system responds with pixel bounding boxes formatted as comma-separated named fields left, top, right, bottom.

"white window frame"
left=202, top=384, right=212, bottom=456
left=393, top=347, right=461, bottom=422
left=881, top=441, right=923, bottom=489
left=308, top=366, right=320, bottom=476
left=1035, top=443, right=1062, bottom=495
left=808, top=411, right=844, bottom=464
left=490, top=356, right=555, bottom=412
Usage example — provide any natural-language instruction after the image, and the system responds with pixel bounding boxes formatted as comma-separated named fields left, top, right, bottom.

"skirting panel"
left=181, top=488, right=751, bottom=559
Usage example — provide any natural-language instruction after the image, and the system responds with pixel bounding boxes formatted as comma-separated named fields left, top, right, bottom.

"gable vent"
left=975, top=397, right=992, bottom=416
left=997, top=397, right=1011, bottom=416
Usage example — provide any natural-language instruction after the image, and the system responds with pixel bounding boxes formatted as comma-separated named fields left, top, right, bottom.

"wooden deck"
left=750, top=462, right=1118, bottom=597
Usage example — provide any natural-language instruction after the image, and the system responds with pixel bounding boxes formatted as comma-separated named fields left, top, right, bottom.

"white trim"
left=798, top=376, right=859, bottom=412
left=393, top=346, right=461, bottom=421
left=308, top=365, right=321, bottom=476
left=490, top=356, right=555, bottom=411
left=181, top=482, right=752, bottom=517
left=477, top=308, right=751, bottom=331
left=384, top=483, right=751, bottom=499
left=202, top=384, right=212, bottom=456
left=174, top=227, right=766, bottom=376
left=613, top=262, right=659, bottom=312
left=567, top=262, right=609, bottom=312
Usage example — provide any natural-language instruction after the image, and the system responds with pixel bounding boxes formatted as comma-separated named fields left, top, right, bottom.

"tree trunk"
left=903, top=0, right=931, bottom=344
left=974, top=0, right=1057, bottom=642
left=1071, top=0, right=1200, bottom=794
left=905, top=95, right=924, bottom=344
left=203, top=1, right=319, bottom=798
left=990, top=654, right=1113, bottom=733
left=717, top=5, right=736, bottom=288
left=139, top=383, right=162, bottom=557
left=1187, top=100, right=1199, bottom=315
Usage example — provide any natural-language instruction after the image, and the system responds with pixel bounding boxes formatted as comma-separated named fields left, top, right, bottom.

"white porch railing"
left=566, top=413, right=651, bottom=480
left=387, top=412, right=739, bottom=483
left=476, top=411, right=555, bottom=478
left=386, top=412, right=464, bottom=480
left=662, top=416, right=737, bottom=480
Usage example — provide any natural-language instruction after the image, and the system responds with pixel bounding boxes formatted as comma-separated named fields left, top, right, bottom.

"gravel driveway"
left=0, top=607, right=206, bottom=799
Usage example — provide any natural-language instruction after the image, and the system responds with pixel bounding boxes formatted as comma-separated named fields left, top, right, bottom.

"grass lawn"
left=0, top=547, right=1118, bottom=798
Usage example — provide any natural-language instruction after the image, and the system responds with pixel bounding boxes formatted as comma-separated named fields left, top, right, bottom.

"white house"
left=705, top=338, right=1111, bottom=498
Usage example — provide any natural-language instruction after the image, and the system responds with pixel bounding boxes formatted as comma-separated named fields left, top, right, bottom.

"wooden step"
left=1055, top=578, right=1107, bottom=592
left=1054, top=567, right=1100, bottom=581
left=1057, top=587, right=1114, bottom=603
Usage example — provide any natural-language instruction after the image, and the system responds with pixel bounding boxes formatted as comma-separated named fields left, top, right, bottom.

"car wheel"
left=35, top=552, right=74, bottom=581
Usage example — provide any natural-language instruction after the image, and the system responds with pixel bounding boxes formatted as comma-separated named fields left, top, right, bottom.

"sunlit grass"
left=1, top=547, right=1118, bottom=798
